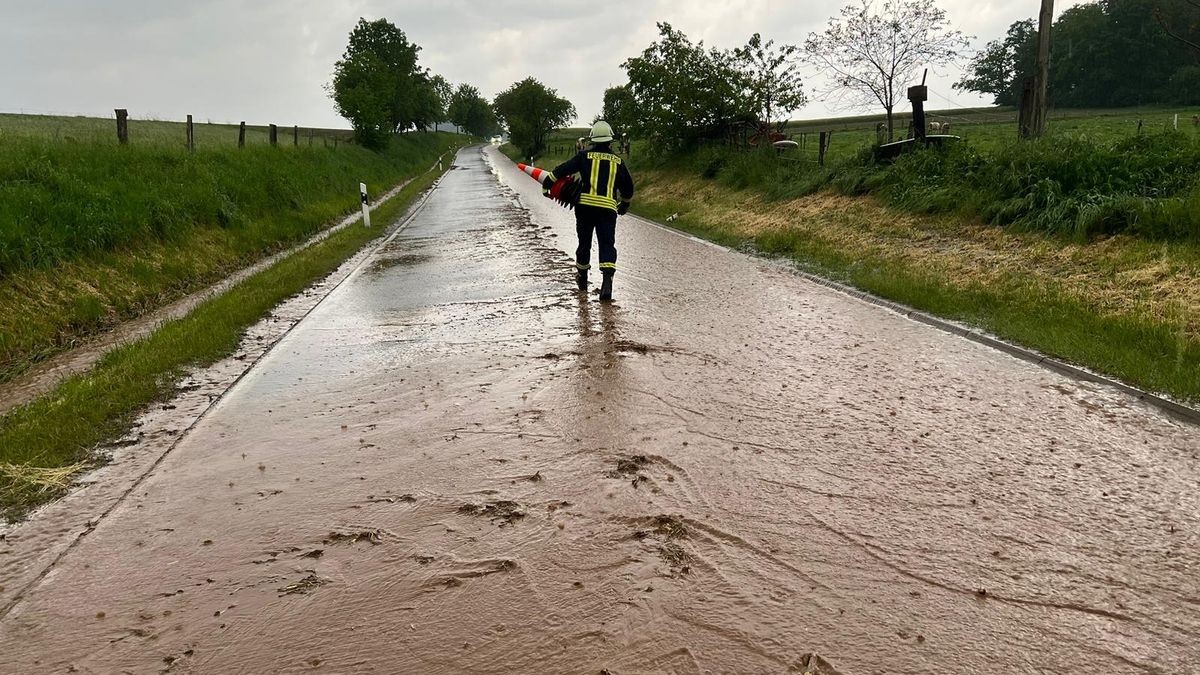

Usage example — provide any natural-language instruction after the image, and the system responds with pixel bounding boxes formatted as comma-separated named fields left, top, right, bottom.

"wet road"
left=2, top=145, right=1198, bottom=674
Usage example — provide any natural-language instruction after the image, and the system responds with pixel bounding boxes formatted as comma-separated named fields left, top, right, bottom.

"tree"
left=733, top=34, right=808, bottom=126
left=958, top=0, right=1198, bottom=110
left=330, top=18, right=428, bottom=148
left=599, top=85, right=636, bottom=135
left=955, top=19, right=1036, bottom=106
left=621, top=23, right=754, bottom=149
left=432, top=76, right=453, bottom=119
left=1155, top=0, right=1200, bottom=60
left=413, top=74, right=453, bottom=131
left=447, top=84, right=498, bottom=137
left=493, top=78, right=576, bottom=158
left=805, top=0, right=970, bottom=139
left=409, top=71, right=448, bottom=132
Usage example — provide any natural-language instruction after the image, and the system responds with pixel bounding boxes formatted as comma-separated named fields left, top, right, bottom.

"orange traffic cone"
left=516, top=163, right=581, bottom=209
left=516, top=163, right=553, bottom=184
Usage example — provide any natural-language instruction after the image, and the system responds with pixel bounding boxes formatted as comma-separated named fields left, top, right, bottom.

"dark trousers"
left=575, top=205, right=617, bottom=274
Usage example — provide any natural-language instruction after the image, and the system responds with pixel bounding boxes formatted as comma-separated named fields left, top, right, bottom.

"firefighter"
left=544, top=121, right=634, bottom=302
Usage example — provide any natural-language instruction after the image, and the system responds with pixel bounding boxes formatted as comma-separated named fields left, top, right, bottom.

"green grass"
left=626, top=107, right=1200, bottom=243
left=0, top=154, right=466, bottom=520
left=0, top=126, right=465, bottom=384
left=781, top=105, right=1200, bottom=158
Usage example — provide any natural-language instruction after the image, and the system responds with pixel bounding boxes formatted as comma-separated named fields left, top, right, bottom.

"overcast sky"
left=0, top=1, right=1073, bottom=129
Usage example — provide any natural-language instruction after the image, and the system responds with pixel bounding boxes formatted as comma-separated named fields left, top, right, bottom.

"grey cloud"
left=2, top=0, right=1039, bottom=129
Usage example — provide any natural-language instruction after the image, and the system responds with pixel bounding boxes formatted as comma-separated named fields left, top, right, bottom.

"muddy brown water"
left=1, top=146, right=1197, bottom=674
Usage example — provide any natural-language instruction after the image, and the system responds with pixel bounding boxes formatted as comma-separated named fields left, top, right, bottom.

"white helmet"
left=589, top=121, right=615, bottom=143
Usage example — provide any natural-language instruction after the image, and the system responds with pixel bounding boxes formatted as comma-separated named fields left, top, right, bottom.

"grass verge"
left=0, top=148, right=465, bottom=521
left=0, top=131, right=461, bottom=384
left=632, top=171, right=1199, bottom=406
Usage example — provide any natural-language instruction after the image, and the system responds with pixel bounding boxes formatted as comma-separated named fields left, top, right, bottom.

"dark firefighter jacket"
left=550, top=145, right=635, bottom=213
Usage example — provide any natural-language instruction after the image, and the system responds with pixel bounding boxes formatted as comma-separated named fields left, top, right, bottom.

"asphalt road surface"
left=1, top=146, right=1197, bottom=674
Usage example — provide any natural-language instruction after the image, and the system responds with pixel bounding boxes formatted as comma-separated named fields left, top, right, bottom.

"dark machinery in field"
left=876, top=71, right=961, bottom=160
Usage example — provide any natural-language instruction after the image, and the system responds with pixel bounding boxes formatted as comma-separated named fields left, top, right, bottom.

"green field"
left=782, top=105, right=1200, bottom=159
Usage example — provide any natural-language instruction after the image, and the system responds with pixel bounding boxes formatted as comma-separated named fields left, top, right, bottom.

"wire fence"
left=0, top=108, right=358, bottom=149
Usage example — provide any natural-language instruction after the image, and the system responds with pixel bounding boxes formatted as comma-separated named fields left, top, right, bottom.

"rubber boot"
left=576, top=268, right=588, bottom=292
left=599, top=270, right=614, bottom=302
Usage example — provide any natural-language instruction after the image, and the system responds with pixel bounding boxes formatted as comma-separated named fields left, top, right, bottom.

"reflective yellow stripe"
left=598, top=263, right=617, bottom=269
left=579, top=194, right=618, bottom=210
left=576, top=263, right=591, bottom=270
left=578, top=152, right=622, bottom=210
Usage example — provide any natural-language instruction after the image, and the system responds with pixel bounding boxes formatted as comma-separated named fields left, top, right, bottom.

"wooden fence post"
left=115, top=109, right=129, bottom=145
left=186, top=114, right=194, bottom=151
left=293, top=125, right=299, bottom=146
left=238, top=121, right=246, bottom=148
left=818, top=131, right=828, bottom=166
left=269, top=124, right=278, bottom=146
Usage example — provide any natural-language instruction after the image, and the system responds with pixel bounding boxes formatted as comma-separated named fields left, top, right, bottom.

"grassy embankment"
left=517, top=108, right=1199, bottom=404
left=0, top=114, right=472, bottom=518
left=0, top=115, right=458, bottom=384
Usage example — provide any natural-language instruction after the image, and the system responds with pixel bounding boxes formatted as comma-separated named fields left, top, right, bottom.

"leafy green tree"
left=599, top=85, right=636, bottom=135
left=1155, top=0, right=1200, bottom=60
left=733, top=34, right=808, bottom=125
left=613, top=25, right=806, bottom=148
left=954, top=19, right=1036, bottom=106
left=330, top=18, right=429, bottom=148
left=621, top=23, right=754, bottom=149
left=1166, top=65, right=1200, bottom=104
left=447, top=84, right=499, bottom=137
left=1047, top=3, right=1113, bottom=107
left=805, top=0, right=970, bottom=140
left=1094, top=0, right=1191, bottom=106
left=430, top=75, right=453, bottom=123
left=959, top=0, right=1200, bottom=109
left=493, top=78, right=576, bottom=158
left=409, top=71, right=446, bottom=132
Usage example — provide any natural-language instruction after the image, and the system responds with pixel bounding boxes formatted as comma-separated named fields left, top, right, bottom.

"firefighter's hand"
left=617, top=201, right=630, bottom=216
left=542, top=175, right=556, bottom=190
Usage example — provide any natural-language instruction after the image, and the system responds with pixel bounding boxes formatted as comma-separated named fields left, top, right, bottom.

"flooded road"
left=1, top=145, right=1197, bottom=674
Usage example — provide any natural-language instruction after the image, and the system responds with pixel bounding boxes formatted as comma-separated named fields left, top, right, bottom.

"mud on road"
left=0, top=146, right=1197, bottom=674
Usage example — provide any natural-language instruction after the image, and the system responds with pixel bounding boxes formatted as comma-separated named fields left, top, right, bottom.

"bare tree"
left=805, top=0, right=970, bottom=140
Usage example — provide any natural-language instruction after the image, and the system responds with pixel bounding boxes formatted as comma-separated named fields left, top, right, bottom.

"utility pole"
left=1027, top=0, right=1054, bottom=138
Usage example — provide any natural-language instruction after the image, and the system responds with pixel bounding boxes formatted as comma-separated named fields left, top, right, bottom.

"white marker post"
left=360, top=182, right=371, bottom=228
